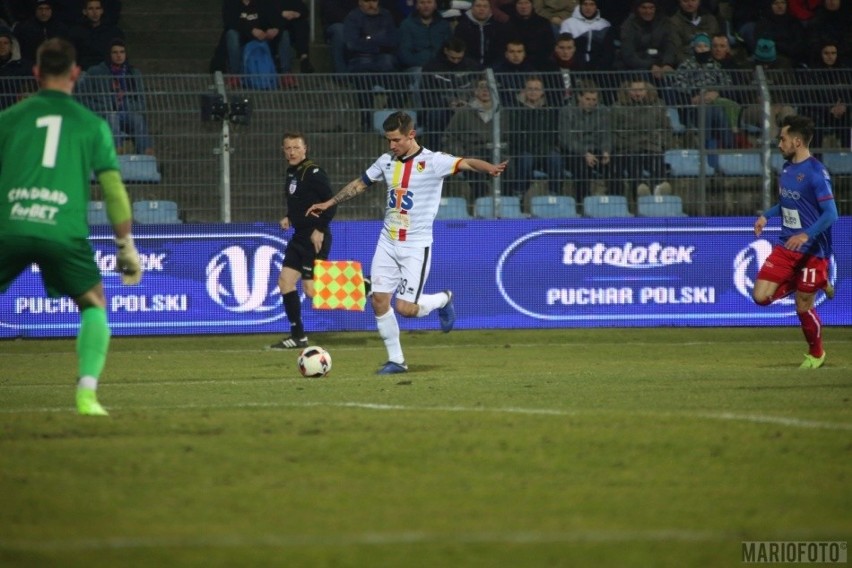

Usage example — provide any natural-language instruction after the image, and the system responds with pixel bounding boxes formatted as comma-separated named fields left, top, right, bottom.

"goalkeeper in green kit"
left=0, top=38, right=142, bottom=416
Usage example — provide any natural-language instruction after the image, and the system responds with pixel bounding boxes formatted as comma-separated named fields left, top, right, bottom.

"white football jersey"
left=363, top=147, right=462, bottom=247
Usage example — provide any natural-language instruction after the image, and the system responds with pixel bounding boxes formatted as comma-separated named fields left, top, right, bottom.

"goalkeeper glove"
left=115, top=236, right=142, bottom=285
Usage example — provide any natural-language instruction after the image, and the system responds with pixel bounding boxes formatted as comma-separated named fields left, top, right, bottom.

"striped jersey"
left=777, top=156, right=834, bottom=258
left=362, top=147, right=462, bottom=247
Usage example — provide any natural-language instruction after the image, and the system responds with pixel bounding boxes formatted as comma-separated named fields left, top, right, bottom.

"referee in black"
left=269, top=132, right=337, bottom=349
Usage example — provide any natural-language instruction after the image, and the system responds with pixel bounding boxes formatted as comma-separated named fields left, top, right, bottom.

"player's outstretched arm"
left=307, top=177, right=368, bottom=217
left=458, top=158, right=508, bottom=177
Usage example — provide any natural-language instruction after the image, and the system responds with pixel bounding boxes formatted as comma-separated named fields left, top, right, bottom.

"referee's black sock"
left=282, top=291, right=305, bottom=339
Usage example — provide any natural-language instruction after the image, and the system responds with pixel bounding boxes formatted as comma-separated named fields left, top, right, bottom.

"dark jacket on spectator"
left=453, top=8, right=514, bottom=67
left=618, top=5, right=677, bottom=71
left=70, top=19, right=125, bottom=70
left=506, top=3, right=554, bottom=69
left=754, top=3, right=807, bottom=67
left=13, top=11, right=71, bottom=61
left=343, top=6, right=399, bottom=57
left=397, top=10, right=452, bottom=69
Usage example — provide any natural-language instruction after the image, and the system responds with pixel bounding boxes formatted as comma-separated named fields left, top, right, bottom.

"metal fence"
left=1, top=68, right=848, bottom=221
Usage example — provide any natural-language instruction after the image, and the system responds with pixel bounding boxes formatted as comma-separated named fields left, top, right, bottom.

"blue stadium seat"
left=436, top=196, right=470, bottom=219
left=119, top=154, right=161, bottom=183
left=582, top=195, right=633, bottom=218
left=474, top=196, right=525, bottom=218
left=87, top=200, right=109, bottom=225
left=637, top=195, right=688, bottom=217
left=665, top=149, right=715, bottom=176
left=133, top=200, right=182, bottom=224
left=529, top=195, right=579, bottom=218
left=823, top=151, right=852, bottom=175
left=717, top=153, right=762, bottom=176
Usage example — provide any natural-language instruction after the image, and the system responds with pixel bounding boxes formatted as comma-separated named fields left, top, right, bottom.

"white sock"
left=77, top=376, right=98, bottom=390
left=416, top=291, right=449, bottom=317
left=376, top=310, right=404, bottom=363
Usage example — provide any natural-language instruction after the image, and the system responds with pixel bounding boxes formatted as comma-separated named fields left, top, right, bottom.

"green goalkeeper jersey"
left=0, top=89, right=119, bottom=240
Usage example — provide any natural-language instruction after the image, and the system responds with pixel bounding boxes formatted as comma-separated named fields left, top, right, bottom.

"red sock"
left=797, top=309, right=824, bottom=357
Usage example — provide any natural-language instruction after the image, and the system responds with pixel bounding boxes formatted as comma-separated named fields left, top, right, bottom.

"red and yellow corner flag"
left=312, top=260, right=367, bottom=311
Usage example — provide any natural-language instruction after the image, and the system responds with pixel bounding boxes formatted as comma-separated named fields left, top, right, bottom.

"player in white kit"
left=307, top=111, right=507, bottom=374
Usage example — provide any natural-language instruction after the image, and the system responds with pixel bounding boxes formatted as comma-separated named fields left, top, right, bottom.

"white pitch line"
left=1, top=400, right=850, bottom=431
left=2, top=338, right=846, bottom=357
left=0, top=528, right=727, bottom=552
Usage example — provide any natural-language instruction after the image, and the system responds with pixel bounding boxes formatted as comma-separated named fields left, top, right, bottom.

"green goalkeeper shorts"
left=0, top=235, right=102, bottom=298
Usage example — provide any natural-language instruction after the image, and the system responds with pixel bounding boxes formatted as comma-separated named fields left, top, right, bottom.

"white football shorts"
left=369, top=238, right=431, bottom=303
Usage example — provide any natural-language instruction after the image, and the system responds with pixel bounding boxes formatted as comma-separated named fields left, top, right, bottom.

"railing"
left=1, top=68, right=848, bottom=221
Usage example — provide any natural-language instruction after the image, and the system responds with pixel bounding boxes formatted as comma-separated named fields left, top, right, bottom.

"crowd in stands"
left=1, top=0, right=153, bottom=156
left=2, top=0, right=848, bottom=214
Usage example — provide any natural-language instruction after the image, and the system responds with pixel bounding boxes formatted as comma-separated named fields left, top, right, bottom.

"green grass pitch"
left=1, top=327, right=850, bottom=567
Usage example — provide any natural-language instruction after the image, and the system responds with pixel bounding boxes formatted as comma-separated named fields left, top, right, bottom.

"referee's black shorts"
left=283, top=231, right=332, bottom=280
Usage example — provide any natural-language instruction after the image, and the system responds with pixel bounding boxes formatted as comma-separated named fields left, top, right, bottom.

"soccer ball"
left=297, top=346, right=332, bottom=378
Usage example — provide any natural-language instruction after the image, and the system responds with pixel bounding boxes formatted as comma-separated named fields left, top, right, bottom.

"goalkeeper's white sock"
left=78, top=376, right=98, bottom=390
left=376, top=310, right=404, bottom=364
left=416, top=292, right=449, bottom=317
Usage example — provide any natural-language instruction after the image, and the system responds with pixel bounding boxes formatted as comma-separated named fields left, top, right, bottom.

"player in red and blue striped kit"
left=752, top=115, right=839, bottom=369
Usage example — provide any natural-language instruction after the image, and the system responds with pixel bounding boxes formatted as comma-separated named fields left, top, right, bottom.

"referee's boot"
left=269, top=336, right=309, bottom=350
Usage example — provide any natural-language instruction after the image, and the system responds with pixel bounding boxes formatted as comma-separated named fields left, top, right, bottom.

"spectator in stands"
left=506, top=0, right=555, bottom=69
left=668, top=0, right=720, bottom=65
left=673, top=32, right=737, bottom=158
left=317, top=0, right=403, bottom=73
left=276, top=0, right=315, bottom=73
left=746, top=0, right=808, bottom=68
left=710, top=32, right=748, bottom=72
left=397, top=0, right=452, bottom=72
left=320, top=0, right=359, bottom=73
left=740, top=39, right=797, bottom=141
left=610, top=78, right=672, bottom=199
left=808, top=40, right=851, bottom=150
left=13, top=0, right=71, bottom=62
left=618, top=0, right=677, bottom=84
left=70, top=0, right=124, bottom=70
left=533, top=0, right=577, bottom=36
left=493, top=39, right=536, bottom=104
left=558, top=81, right=614, bottom=202
left=709, top=32, right=752, bottom=114
left=47, top=0, right=120, bottom=27
left=222, top=0, right=290, bottom=76
left=453, top=0, right=514, bottom=67
left=420, top=37, right=482, bottom=135
left=731, top=2, right=762, bottom=43
left=506, top=75, right=563, bottom=197
left=80, top=38, right=154, bottom=156
left=0, top=25, right=33, bottom=110
left=786, top=0, right=821, bottom=24
left=807, top=0, right=852, bottom=62
left=343, top=0, right=399, bottom=73
left=559, top=0, right=615, bottom=71
left=442, top=77, right=507, bottom=199
left=538, top=32, right=586, bottom=105
left=658, top=0, right=723, bottom=16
